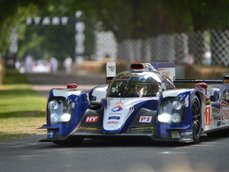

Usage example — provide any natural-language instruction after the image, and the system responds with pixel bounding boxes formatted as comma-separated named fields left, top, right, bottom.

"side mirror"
left=89, top=95, right=97, bottom=101
left=89, top=101, right=102, bottom=110
left=210, top=90, right=220, bottom=102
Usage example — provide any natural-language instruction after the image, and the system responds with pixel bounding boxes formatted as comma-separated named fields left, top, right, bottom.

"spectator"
left=63, top=56, right=72, bottom=74
left=25, top=55, right=33, bottom=73
left=50, top=57, right=58, bottom=72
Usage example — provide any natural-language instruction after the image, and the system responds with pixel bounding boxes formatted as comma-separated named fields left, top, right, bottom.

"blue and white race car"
left=40, top=62, right=229, bottom=145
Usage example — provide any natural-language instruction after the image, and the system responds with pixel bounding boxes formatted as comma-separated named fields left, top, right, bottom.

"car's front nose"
left=102, top=98, right=159, bottom=134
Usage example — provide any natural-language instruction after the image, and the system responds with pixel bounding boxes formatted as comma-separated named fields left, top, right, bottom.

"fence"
left=116, top=30, right=229, bottom=66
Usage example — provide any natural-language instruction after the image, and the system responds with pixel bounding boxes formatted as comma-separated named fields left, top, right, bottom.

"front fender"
left=162, top=88, right=194, bottom=98
left=46, top=89, right=89, bottom=138
left=158, top=88, right=205, bottom=137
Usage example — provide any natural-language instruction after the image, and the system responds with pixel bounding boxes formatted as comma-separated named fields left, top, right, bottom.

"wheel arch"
left=193, top=90, right=205, bottom=130
left=191, top=90, right=204, bottom=143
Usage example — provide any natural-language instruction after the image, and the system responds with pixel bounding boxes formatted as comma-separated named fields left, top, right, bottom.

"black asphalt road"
left=1, top=135, right=229, bottom=172
left=1, top=72, right=229, bottom=172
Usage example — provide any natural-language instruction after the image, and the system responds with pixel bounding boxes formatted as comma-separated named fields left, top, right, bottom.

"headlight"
left=159, top=97, right=185, bottom=123
left=158, top=112, right=182, bottom=123
left=49, top=100, right=59, bottom=110
left=60, top=113, right=71, bottom=122
left=50, top=113, right=59, bottom=124
left=172, top=100, right=183, bottom=110
left=171, top=113, right=181, bottom=123
left=158, top=113, right=171, bottom=123
left=48, top=99, right=72, bottom=124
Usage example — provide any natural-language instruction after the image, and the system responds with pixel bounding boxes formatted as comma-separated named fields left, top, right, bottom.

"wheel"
left=53, top=137, right=83, bottom=146
left=192, top=95, right=202, bottom=143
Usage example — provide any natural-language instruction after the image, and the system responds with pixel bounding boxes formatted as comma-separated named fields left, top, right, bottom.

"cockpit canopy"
left=107, top=71, right=175, bottom=98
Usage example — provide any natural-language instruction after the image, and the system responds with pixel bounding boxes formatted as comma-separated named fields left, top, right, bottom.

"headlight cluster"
left=158, top=97, right=186, bottom=123
left=48, top=99, right=73, bottom=124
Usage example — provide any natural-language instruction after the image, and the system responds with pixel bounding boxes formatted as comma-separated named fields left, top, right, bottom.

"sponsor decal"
left=217, top=121, right=221, bottom=126
left=115, top=102, right=124, bottom=106
left=108, top=112, right=121, bottom=116
left=107, top=121, right=119, bottom=125
left=108, top=116, right=120, bottom=120
left=221, top=107, right=229, bottom=120
left=130, top=126, right=154, bottom=130
left=139, top=116, right=152, bottom=123
left=47, top=131, right=54, bottom=138
left=180, top=131, right=192, bottom=137
left=78, top=126, right=100, bottom=131
left=221, top=100, right=229, bottom=107
left=218, top=101, right=229, bottom=120
left=85, top=116, right=99, bottom=123
left=111, top=105, right=123, bottom=112
left=212, top=106, right=220, bottom=120
left=106, top=62, right=116, bottom=77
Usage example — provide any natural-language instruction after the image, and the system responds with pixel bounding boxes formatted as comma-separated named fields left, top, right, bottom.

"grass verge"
left=0, top=69, right=46, bottom=141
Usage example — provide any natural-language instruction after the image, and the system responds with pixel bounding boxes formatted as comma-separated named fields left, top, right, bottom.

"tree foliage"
left=0, top=0, right=228, bottom=60
left=188, top=0, right=229, bottom=31
left=72, top=0, right=229, bottom=40
left=0, top=0, right=49, bottom=57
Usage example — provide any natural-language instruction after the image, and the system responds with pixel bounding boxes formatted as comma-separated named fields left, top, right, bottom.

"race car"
left=40, top=62, right=229, bottom=145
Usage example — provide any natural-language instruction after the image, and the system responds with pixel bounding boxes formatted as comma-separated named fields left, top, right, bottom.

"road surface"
left=1, top=135, right=229, bottom=172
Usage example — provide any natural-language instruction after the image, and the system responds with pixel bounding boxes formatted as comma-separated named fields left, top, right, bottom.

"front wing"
left=41, top=108, right=194, bottom=143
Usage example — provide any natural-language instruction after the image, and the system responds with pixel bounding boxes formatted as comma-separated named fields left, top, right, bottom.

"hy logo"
left=111, top=105, right=123, bottom=112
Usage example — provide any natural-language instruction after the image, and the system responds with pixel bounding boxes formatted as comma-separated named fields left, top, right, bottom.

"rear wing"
left=105, top=61, right=229, bottom=85
left=151, top=62, right=175, bottom=81
left=106, top=62, right=176, bottom=82
left=174, top=79, right=223, bottom=84
left=175, top=73, right=229, bottom=84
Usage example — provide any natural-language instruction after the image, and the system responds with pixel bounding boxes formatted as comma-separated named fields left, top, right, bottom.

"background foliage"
left=0, top=0, right=228, bottom=61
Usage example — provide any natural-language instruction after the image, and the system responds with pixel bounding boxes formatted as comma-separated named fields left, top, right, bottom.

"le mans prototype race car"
left=40, top=62, right=229, bottom=145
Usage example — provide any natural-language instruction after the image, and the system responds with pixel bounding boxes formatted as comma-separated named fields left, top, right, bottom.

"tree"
left=0, top=0, right=49, bottom=57
left=1, top=0, right=228, bottom=62
left=72, top=0, right=193, bottom=41
left=188, top=0, right=229, bottom=31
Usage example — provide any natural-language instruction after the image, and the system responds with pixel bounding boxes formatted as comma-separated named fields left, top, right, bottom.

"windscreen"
left=107, top=77, right=160, bottom=98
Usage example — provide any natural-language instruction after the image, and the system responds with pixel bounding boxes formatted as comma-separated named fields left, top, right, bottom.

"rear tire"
left=192, top=95, right=202, bottom=143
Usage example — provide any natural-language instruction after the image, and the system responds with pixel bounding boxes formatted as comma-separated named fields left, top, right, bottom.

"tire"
left=192, top=95, right=202, bottom=143
left=53, top=137, right=83, bottom=146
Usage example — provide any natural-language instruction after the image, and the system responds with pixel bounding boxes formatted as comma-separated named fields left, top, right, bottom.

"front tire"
left=192, top=95, right=202, bottom=143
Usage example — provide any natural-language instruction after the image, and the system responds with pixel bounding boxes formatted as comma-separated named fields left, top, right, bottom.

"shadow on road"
left=40, top=137, right=192, bottom=149
left=38, top=132, right=229, bottom=149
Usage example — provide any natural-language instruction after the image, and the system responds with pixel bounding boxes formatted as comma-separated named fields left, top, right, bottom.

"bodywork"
left=41, top=63, right=229, bottom=144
